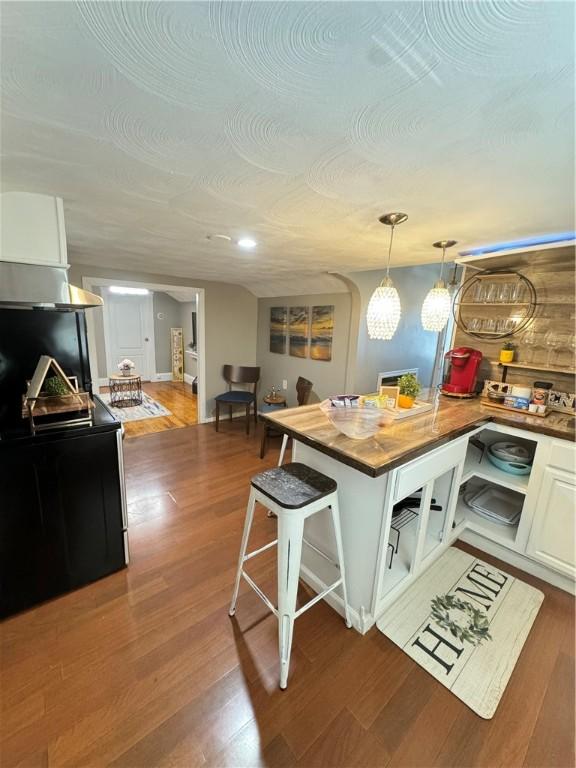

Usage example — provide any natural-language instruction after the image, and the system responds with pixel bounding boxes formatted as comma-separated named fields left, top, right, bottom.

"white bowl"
left=320, top=400, right=393, bottom=440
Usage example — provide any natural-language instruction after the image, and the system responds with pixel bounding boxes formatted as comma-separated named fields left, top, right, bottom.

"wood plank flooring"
left=112, top=381, right=197, bottom=438
left=1, top=423, right=574, bottom=768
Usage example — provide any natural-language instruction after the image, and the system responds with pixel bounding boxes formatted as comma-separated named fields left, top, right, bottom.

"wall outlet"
left=282, top=379, right=288, bottom=390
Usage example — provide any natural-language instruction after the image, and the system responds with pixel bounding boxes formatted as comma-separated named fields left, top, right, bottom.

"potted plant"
left=397, top=373, right=421, bottom=409
left=43, top=375, right=70, bottom=397
left=499, top=341, right=515, bottom=363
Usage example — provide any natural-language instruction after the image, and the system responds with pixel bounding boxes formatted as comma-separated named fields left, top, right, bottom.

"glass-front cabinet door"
left=418, top=465, right=461, bottom=566
left=373, top=453, right=465, bottom=618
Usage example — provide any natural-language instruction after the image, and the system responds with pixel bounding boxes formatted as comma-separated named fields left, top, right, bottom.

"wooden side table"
left=109, top=374, right=143, bottom=408
left=263, top=394, right=287, bottom=407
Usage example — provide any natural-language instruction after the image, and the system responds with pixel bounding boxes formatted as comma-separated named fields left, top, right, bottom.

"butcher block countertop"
left=263, top=396, right=575, bottom=477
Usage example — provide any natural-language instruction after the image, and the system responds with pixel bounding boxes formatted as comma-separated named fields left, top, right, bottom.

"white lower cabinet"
left=526, top=463, right=576, bottom=578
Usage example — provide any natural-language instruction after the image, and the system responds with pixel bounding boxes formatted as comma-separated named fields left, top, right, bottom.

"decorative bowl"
left=320, top=400, right=393, bottom=440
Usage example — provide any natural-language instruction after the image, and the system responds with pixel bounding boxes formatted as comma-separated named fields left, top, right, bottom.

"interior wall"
left=346, top=263, right=443, bottom=394
left=256, top=293, right=352, bottom=406
left=68, top=263, right=258, bottom=418
left=153, top=292, right=181, bottom=374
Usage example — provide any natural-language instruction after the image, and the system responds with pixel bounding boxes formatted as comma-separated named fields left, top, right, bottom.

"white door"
left=103, top=291, right=155, bottom=381
left=526, top=465, right=576, bottom=578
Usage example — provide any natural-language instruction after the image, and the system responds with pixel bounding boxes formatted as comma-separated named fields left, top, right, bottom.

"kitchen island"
left=263, top=396, right=575, bottom=633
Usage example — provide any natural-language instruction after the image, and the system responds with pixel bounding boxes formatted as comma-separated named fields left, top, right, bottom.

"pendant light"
left=366, top=212, right=407, bottom=340
left=421, top=239, right=457, bottom=332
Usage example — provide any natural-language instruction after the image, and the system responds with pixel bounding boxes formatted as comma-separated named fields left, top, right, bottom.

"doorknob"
left=145, top=337, right=150, bottom=342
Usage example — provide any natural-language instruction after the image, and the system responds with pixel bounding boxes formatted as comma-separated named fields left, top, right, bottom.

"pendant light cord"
left=386, top=224, right=395, bottom=276
left=439, top=244, right=446, bottom=280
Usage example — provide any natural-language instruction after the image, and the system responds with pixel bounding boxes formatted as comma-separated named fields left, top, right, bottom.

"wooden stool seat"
left=251, top=463, right=337, bottom=509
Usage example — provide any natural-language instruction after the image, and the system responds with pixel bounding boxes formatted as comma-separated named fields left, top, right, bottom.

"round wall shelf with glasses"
left=453, top=268, right=537, bottom=340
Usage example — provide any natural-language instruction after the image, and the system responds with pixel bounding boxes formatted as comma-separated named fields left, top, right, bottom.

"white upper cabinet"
left=1, top=192, right=68, bottom=267
left=526, top=440, right=576, bottom=578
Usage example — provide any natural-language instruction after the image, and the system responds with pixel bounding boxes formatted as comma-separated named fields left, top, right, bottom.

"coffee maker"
left=441, top=347, right=483, bottom=396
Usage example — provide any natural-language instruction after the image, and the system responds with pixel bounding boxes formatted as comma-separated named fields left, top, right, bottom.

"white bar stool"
left=229, top=462, right=352, bottom=689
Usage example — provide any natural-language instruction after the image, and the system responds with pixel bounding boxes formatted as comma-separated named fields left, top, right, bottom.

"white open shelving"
left=456, top=495, right=519, bottom=547
left=461, top=451, right=530, bottom=495
left=458, top=427, right=539, bottom=550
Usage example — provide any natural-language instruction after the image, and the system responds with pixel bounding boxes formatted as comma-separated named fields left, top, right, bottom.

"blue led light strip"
left=459, top=232, right=576, bottom=257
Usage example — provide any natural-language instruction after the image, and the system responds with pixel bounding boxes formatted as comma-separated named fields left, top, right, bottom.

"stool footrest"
left=241, top=571, right=278, bottom=617
left=243, top=537, right=338, bottom=569
left=243, top=539, right=278, bottom=562
left=302, top=538, right=340, bottom=569
left=294, top=578, right=343, bottom=619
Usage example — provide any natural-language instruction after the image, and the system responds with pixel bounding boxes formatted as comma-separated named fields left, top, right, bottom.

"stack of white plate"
left=464, top=485, right=523, bottom=526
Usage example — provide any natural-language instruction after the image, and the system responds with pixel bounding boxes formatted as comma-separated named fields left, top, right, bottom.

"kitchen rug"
left=377, top=547, right=543, bottom=719
left=100, top=392, right=172, bottom=422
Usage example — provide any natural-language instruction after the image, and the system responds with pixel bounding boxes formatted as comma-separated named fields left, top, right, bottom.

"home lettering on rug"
left=454, top=563, right=509, bottom=610
left=412, top=624, right=464, bottom=674
left=411, top=560, right=508, bottom=676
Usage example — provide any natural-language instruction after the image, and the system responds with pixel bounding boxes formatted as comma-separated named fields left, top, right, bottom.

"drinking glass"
left=483, top=318, right=496, bottom=333
left=522, top=327, right=537, bottom=362
left=554, top=333, right=572, bottom=367
left=484, top=283, right=497, bottom=304
left=497, top=283, right=511, bottom=303
left=473, top=282, right=485, bottom=303
left=544, top=330, right=558, bottom=365
left=510, top=282, right=525, bottom=304
left=468, top=317, right=481, bottom=332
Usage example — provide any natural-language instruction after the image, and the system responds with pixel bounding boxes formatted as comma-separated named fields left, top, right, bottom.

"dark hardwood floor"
left=1, top=422, right=574, bottom=767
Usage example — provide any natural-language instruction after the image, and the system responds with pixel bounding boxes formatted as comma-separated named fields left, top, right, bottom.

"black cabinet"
left=0, top=428, right=126, bottom=618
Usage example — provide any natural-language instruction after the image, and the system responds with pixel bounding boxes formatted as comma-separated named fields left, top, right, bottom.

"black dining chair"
left=215, top=365, right=260, bottom=435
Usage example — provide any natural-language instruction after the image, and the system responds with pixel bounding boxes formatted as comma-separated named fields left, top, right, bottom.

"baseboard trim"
left=184, top=373, right=196, bottom=385
left=154, top=372, right=173, bottom=382
left=459, top=529, right=576, bottom=595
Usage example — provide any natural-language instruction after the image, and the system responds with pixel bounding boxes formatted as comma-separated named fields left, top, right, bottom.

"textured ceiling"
left=1, top=1, right=574, bottom=297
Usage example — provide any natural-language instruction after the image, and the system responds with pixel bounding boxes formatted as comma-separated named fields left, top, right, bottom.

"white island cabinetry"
left=294, top=427, right=575, bottom=634
left=264, top=401, right=575, bottom=634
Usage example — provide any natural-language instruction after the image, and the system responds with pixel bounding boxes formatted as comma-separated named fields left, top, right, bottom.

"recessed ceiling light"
left=237, top=237, right=257, bottom=249
left=109, top=286, right=149, bottom=295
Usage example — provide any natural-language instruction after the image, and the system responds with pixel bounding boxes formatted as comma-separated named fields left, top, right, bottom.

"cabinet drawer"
left=548, top=440, right=576, bottom=474
left=393, top=439, right=466, bottom=502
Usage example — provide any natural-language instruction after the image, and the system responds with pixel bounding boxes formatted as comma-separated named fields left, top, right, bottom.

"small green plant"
left=501, top=341, right=514, bottom=351
left=397, top=373, right=421, bottom=398
left=44, top=376, right=69, bottom=397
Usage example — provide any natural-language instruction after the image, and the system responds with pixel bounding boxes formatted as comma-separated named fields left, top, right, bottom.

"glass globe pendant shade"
left=366, top=276, right=402, bottom=340
left=421, top=279, right=451, bottom=332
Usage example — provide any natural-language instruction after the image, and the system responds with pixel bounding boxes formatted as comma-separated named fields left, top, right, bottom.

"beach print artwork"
left=269, top=307, right=287, bottom=354
left=310, top=305, right=334, bottom=362
left=289, top=306, right=309, bottom=358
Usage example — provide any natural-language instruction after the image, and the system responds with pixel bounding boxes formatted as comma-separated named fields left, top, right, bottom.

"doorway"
left=82, top=277, right=207, bottom=426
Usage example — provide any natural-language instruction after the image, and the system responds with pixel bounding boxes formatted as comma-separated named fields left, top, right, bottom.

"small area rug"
left=377, top=546, right=544, bottom=719
left=100, top=392, right=172, bottom=423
